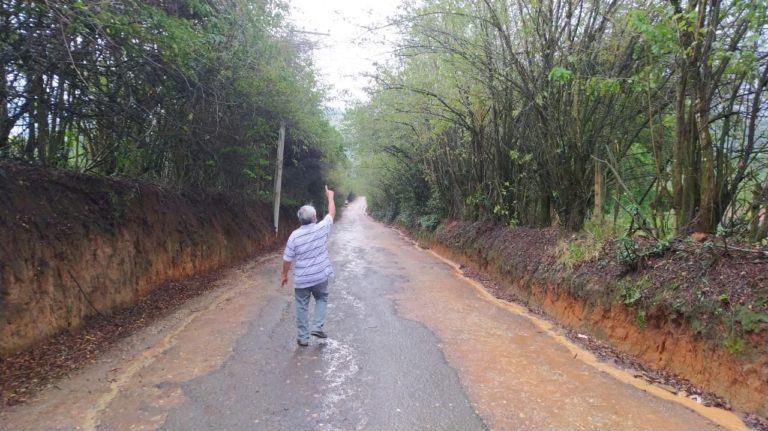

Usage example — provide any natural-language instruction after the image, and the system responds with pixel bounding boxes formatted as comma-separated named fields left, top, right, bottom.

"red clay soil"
left=0, top=161, right=297, bottom=406
left=427, top=221, right=768, bottom=419
left=0, top=269, right=222, bottom=406
left=0, top=161, right=293, bottom=356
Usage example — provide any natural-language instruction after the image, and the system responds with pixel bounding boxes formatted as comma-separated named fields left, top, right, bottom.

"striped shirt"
left=283, top=214, right=335, bottom=289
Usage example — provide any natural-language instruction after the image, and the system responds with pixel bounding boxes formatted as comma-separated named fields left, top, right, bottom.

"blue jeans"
left=294, top=280, right=329, bottom=342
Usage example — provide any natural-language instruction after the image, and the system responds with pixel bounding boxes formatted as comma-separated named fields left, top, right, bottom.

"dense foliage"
left=1, top=0, right=344, bottom=204
left=348, top=0, right=768, bottom=240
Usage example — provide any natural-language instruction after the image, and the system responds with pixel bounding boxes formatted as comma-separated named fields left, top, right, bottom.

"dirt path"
left=0, top=198, right=747, bottom=430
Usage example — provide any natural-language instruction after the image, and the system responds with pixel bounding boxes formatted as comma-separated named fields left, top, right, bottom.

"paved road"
left=0, top=199, right=747, bottom=430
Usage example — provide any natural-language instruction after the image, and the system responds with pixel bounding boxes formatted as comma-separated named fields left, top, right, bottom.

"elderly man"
left=281, top=186, right=336, bottom=346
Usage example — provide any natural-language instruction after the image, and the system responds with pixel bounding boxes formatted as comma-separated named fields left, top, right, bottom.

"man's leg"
left=294, top=288, right=311, bottom=344
left=311, top=280, right=329, bottom=335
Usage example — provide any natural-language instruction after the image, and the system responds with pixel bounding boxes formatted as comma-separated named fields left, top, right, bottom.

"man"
left=281, top=185, right=336, bottom=346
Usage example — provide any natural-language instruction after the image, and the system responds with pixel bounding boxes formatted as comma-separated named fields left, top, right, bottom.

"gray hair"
left=297, top=205, right=317, bottom=225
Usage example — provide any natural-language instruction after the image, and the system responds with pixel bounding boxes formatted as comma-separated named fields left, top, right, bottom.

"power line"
left=290, top=29, right=331, bottom=36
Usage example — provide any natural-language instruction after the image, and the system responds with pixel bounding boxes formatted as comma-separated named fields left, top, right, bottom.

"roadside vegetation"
left=343, top=0, right=768, bottom=361
left=1, top=0, right=346, bottom=206
left=347, top=0, right=768, bottom=243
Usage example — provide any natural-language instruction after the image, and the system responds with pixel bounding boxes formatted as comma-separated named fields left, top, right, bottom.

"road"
left=0, top=198, right=747, bottom=430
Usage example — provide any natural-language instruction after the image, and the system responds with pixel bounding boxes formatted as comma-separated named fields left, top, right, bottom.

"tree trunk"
left=694, top=93, right=716, bottom=232
left=538, top=191, right=551, bottom=227
left=48, top=79, right=67, bottom=166
left=32, top=74, right=49, bottom=165
left=749, top=183, right=763, bottom=241
left=612, top=169, right=621, bottom=229
left=592, top=160, right=604, bottom=223
left=0, top=64, right=7, bottom=153
left=566, top=197, right=587, bottom=231
left=756, top=208, right=768, bottom=243
left=273, top=119, right=285, bottom=234
left=672, top=60, right=689, bottom=230
left=670, top=0, right=710, bottom=234
left=753, top=179, right=768, bottom=242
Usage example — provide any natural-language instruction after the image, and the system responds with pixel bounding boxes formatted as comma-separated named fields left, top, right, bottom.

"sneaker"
left=297, top=339, right=309, bottom=346
left=310, top=331, right=327, bottom=339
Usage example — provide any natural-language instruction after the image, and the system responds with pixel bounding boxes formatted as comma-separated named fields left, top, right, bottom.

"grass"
left=735, top=306, right=768, bottom=332
left=724, top=335, right=746, bottom=355
left=556, top=219, right=614, bottom=269
left=619, top=276, right=651, bottom=306
left=635, top=309, right=648, bottom=329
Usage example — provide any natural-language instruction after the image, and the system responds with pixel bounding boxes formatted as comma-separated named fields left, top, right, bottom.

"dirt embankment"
left=422, top=221, right=768, bottom=418
left=0, top=162, right=293, bottom=357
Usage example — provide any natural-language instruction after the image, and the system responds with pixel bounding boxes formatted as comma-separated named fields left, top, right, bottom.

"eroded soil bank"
left=417, top=221, right=768, bottom=419
left=0, top=162, right=292, bottom=357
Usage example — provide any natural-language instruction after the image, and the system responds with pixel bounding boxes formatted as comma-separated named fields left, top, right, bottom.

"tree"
left=349, top=0, right=768, bottom=238
left=1, top=0, right=343, bottom=204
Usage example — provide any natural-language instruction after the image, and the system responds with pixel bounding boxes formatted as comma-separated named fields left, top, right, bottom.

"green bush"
left=724, top=335, right=745, bottom=355
left=418, top=214, right=441, bottom=230
left=635, top=309, right=647, bottom=329
left=653, top=239, right=671, bottom=255
left=735, top=306, right=768, bottom=332
left=617, top=236, right=639, bottom=269
left=622, top=283, right=642, bottom=305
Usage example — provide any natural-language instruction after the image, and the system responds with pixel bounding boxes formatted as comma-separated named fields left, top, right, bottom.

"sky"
left=287, top=0, right=404, bottom=109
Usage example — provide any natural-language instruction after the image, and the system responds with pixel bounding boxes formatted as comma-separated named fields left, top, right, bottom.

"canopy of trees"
left=347, top=0, right=768, bottom=240
left=1, top=0, right=344, bottom=204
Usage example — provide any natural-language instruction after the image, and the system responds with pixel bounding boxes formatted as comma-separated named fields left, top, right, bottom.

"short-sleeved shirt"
left=283, top=214, right=335, bottom=289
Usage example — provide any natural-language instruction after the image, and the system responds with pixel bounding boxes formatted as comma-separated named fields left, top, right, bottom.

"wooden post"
left=593, top=160, right=604, bottom=223
left=274, top=119, right=286, bottom=235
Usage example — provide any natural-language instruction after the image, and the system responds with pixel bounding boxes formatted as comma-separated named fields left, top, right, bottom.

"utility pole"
left=273, top=119, right=286, bottom=235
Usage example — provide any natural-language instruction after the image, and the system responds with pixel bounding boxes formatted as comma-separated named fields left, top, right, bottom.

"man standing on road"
left=281, top=186, right=336, bottom=346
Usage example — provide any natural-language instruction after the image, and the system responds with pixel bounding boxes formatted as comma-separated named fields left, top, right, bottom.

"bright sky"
left=287, top=0, right=404, bottom=109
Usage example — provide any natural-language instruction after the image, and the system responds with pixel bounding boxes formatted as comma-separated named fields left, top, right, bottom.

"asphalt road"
left=0, top=198, right=747, bottom=431
left=160, top=202, right=485, bottom=431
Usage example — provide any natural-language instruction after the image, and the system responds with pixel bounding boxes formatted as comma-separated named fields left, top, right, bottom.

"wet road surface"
left=0, top=199, right=746, bottom=430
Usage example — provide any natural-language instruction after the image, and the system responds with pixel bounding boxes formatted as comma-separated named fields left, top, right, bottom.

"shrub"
left=724, top=335, right=745, bottom=355
left=735, top=306, right=768, bottom=332
left=418, top=214, right=441, bottom=231
left=617, top=236, right=639, bottom=269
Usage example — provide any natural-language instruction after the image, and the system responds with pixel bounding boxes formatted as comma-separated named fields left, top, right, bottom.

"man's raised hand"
left=325, top=185, right=337, bottom=219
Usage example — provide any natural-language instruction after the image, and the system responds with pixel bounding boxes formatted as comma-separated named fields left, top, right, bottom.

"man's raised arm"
left=326, top=185, right=336, bottom=220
